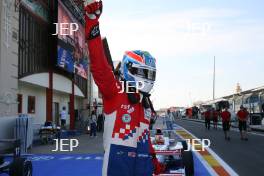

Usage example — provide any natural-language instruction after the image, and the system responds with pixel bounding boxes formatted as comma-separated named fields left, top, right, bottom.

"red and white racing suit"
left=88, top=35, right=160, bottom=176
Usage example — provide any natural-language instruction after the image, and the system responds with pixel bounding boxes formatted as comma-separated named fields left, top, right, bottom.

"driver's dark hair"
left=156, top=129, right=162, bottom=135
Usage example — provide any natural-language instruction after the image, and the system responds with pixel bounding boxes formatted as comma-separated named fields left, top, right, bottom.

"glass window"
left=28, top=96, right=36, bottom=114
left=17, top=94, right=23, bottom=113
left=250, top=95, right=259, bottom=104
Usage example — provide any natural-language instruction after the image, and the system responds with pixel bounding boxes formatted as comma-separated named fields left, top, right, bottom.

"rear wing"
left=155, top=150, right=182, bottom=155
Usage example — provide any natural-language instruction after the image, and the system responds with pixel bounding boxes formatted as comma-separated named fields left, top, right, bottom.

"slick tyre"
left=182, top=151, right=194, bottom=176
left=0, top=156, right=4, bottom=165
left=9, top=158, right=32, bottom=176
left=181, top=140, right=188, bottom=151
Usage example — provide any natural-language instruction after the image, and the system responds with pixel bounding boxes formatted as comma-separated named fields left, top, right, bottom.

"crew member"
left=237, top=105, right=249, bottom=141
left=204, top=108, right=211, bottom=130
left=221, top=107, right=231, bottom=140
left=84, top=1, right=164, bottom=175
left=212, top=108, right=219, bottom=130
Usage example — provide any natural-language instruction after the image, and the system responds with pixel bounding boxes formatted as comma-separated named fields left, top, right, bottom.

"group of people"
left=204, top=105, right=249, bottom=141
left=89, top=111, right=105, bottom=138
left=204, top=108, right=219, bottom=130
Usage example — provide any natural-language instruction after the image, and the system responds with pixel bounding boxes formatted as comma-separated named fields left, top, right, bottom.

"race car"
left=150, top=129, right=194, bottom=176
left=0, top=139, right=32, bottom=176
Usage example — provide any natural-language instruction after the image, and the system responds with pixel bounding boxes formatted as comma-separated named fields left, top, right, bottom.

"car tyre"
left=9, top=158, right=32, bottom=176
left=181, top=140, right=188, bottom=151
left=0, top=156, right=4, bottom=165
left=182, top=151, right=194, bottom=176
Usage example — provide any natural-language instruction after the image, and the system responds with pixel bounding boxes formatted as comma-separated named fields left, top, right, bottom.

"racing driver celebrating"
left=84, top=1, right=164, bottom=176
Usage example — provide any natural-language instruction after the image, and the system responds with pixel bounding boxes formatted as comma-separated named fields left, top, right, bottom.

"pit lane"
left=2, top=153, right=211, bottom=176
left=174, top=118, right=264, bottom=176
left=1, top=117, right=239, bottom=176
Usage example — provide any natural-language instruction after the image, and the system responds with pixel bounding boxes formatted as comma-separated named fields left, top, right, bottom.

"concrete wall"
left=18, top=82, right=47, bottom=125
left=0, top=0, right=19, bottom=116
left=53, top=91, right=70, bottom=125
left=0, top=0, right=19, bottom=138
left=19, top=82, right=83, bottom=126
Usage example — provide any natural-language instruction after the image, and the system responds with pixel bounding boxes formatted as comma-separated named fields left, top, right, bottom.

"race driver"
left=84, top=1, right=164, bottom=175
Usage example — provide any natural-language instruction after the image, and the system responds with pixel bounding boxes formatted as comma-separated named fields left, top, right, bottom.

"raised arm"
left=85, top=1, right=118, bottom=99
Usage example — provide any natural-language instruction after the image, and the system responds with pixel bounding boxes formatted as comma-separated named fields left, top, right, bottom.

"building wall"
left=18, top=82, right=46, bottom=125
left=0, top=0, right=19, bottom=117
left=53, top=92, right=83, bottom=126
left=19, top=81, right=83, bottom=126
left=0, top=0, right=90, bottom=139
left=91, top=76, right=103, bottom=114
left=0, top=0, right=19, bottom=138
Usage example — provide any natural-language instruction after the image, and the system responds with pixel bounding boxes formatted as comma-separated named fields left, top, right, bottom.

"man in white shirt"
left=90, top=111, right=97, bottom=137
left=60, top=106, right=67, bottom=129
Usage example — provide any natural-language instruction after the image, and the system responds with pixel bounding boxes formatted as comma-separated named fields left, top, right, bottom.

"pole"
left=213, top=56, right=216, bottom=100
left=70, top=76, right=75, bottom=130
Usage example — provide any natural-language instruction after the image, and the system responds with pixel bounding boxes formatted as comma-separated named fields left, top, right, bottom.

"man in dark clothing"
left=150, top=114, right=157, bottom=130
left=212, top=108, right=219, bottom=130
left=97, top=113, right=104, bottom=132
left=204, top=109, right=211, bottom=130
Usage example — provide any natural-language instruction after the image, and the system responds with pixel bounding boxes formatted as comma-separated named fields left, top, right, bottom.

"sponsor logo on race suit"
left=122, top=114, right=131, bottom=123
left=121, top=104, right=135, bottom=113
left=144, top=108, right=151, bottom=121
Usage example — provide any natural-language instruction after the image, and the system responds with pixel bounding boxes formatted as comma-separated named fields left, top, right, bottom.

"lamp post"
left=213, top=56, right=216, bottom=100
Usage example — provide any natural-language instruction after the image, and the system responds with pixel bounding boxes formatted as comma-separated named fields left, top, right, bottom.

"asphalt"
left=29, top=118, right=165, bottom=155
left=174, top=119, right=264, bottom=176
left=29, top=132, right=104, bottom=154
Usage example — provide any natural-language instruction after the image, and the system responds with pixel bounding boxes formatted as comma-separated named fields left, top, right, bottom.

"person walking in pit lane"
left=97, top=113, right=104, bottom=132
left=212, top=108, right=219, bottom=130
left=237, top=105, right=249, bottom=141
left=204, top=108, right=211, bottom=130
left=221, top=107, right=231, bottom=140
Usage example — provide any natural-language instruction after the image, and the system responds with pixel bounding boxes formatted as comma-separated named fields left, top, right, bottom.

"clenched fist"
left=84, top=1, right=103, bottom=40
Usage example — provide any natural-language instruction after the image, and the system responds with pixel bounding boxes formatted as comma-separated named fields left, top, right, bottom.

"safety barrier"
left=15, top=114, right=33, bottom=153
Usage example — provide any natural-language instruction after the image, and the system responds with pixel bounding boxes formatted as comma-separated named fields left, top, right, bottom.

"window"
left=18, top=6, right=49, bottom=78
left=28, top=96, right=36, bottom=114
left=17, top=94, right=22, bottom=113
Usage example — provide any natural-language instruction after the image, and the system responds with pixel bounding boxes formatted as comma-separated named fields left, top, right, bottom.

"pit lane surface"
left=1, top=119, right=213, bottom=176
left=175, top=119, right=264, bottom=176
left=2, top=153, right=210, bottom=176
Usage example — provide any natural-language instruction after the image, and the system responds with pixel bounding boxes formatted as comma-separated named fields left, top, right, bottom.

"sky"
left=99, top=0, right=264, bottom=109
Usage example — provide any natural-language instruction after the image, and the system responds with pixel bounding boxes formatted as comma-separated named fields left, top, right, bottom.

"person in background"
left=237, top=105, right=249, bottom=141
left=192, top=106, right=199, bottom=119
left=150, top=113, right=157, bottom=130
left=90, top=111, right=97, bottom=137
left=60, top=106, right=67, bottom=129
left=97, top=113, right=104, bottom=132
left=212, top=108, right=219, bottom=130
left=221, top=107, right=231, bottom=140
left=167, top=109, right=173, bottom=130
left=204, top=108, right=211, bottom=130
